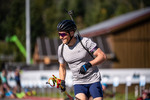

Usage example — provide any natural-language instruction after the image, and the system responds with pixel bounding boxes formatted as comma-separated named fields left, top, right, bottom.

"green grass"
left=104, top=92, right=137, bottom=100
left=35, top=91, right=138, bottom=100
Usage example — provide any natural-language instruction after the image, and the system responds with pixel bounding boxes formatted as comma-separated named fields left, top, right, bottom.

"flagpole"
left=25, top=0, right=31, bottom=64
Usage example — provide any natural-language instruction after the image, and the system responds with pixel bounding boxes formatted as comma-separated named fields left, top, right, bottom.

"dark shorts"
left=74, top=82, right=103, bottom=99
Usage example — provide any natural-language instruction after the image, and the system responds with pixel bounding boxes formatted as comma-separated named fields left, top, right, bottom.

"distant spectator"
left=13, top=68, right=21, bottom=94
left=102, top=83, right=107, bottom=91
left=143, top=89, right=150, bottom=100
left=137, top=89, right=150, bottom=100
left=0, top=69, right=15, bottom=99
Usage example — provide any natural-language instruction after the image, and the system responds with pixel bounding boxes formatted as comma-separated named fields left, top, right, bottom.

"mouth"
left=61, top=39, right=67, bottom=43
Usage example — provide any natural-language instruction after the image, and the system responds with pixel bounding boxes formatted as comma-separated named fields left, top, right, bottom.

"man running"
left=57, top=20, right=106, bottom=100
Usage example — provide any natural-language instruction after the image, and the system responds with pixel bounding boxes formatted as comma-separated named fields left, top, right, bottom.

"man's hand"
left=60, top=80, right=66, bottom=92
left=79, top=62, right=92, bottom=74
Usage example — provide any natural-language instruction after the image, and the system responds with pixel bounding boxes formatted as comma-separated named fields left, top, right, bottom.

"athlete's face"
left=58, top=31, right=70, bottom=44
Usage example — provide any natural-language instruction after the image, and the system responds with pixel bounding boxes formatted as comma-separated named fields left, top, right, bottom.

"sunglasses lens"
left=59, top=33, right=67, bottom=37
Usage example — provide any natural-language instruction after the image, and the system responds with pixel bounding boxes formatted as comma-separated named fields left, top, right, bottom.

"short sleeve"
left=58, top=44, right=65, bottom=64
left=83, top=38, right=98, bottom=54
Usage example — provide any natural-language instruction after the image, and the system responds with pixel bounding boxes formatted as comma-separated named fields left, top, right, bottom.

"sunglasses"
left=58, top=32, right=67, bottom=37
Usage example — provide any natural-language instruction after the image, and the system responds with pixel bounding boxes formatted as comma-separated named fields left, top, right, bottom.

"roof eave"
left=80, top=8, right=150, bottom=37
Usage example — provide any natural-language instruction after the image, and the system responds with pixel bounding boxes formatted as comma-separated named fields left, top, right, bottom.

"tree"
left=0, top=0, right=150, bottom=62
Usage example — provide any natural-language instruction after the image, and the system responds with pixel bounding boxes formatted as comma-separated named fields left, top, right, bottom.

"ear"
left=70, top=31, right=75, bottom=36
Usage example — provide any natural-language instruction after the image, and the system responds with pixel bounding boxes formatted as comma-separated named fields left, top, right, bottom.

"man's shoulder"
left=81, top=37, right=90, bottom=41
left=81, top=37, right=92, bottom=43
left=58, top=43, right=64, bottom=48
left=58, top=43, right=65, bottom=52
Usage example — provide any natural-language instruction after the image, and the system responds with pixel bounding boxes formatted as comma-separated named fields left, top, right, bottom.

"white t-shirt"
left=58, top=36, right=101, bottom=85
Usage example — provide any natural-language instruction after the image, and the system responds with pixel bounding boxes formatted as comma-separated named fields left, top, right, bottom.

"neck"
left=68, top=37, right=76, bottom=46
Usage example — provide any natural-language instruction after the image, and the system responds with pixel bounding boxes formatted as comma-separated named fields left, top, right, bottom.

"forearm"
left=90, top=48, right=107, bottom=66
left=59, top=63, right=66, bottom=80
left=90, top=54, right=106, bottom=66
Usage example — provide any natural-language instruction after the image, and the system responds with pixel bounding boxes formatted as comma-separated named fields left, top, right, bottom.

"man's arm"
left=59, top=63, right=66, bottom=80
left=79, top=48, right=107, bottom=74
left=59, top=63, right=66, bottom=92
left=89, top=48, right=107, bottom=66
